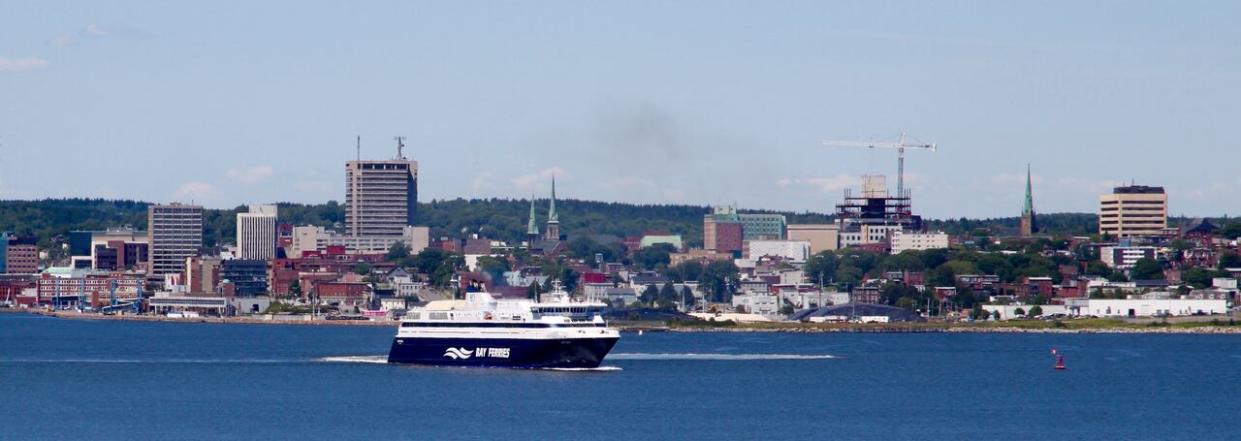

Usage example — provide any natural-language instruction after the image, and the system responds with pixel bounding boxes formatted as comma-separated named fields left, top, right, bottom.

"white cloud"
left=173, top=181, right=218, bottom=202
left=777, top=174, right=861, bottom=193
left=0, top=57, right=49, bottom=73
left=225, top=165, right=275, bottom=184
left=48, top=24, right=152, bottom=47
left=510, top=166, right=566, bottom=190
left=471, top=172, right=498, bottom=195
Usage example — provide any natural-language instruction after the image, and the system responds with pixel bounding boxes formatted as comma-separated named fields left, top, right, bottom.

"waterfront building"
left=1065, top=298, right=1226, bottom=318
left=345, top=145, right=418, bottom=237
left=35, top=271, right=144, bottom=308
left=1099, top=185, right=1168, bottom=238
left=787, top=224, right=839, bottom=254
left=889, top=231, right=949, bottom=254
left=1020, top=165, right=1037, bottom=237
left=236, top=204, right=278, bottom=260
left=148, top=203, right=204, bottom=279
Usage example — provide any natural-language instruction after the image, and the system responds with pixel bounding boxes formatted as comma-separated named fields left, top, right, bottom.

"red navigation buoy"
left=1054, top=355, right=1066, bottom=370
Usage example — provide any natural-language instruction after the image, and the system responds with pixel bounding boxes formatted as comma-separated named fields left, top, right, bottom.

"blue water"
left=2, top=313, right=1239, bottom=440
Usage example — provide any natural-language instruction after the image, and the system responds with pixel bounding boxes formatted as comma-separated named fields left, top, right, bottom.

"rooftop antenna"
left=356, top=136, right=361, bottom=161
left=394, top=136, right=406, bottom=159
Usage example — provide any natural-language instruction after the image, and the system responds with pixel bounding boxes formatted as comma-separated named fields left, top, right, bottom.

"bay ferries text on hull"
left=387, top=291, right=620, bottom=368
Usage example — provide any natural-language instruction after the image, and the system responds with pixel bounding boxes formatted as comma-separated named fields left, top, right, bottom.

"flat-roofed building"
left=237, top=204, right=278, bottom=260
left=1099, top=185, right=1167, bottom=238
left=345, top=152, right=418, bottom=237
left=148, top=203, right=203, bottom=279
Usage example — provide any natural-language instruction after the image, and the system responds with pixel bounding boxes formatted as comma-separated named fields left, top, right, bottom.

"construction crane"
left=822, top=133, right=937, bottom=198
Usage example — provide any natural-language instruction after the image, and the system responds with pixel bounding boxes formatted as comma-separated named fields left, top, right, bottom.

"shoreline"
left=8, top=309, right=1241, bottom=334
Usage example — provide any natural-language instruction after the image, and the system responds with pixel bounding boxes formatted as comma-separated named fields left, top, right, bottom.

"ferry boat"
left=387, top=291, right=619, bottom=368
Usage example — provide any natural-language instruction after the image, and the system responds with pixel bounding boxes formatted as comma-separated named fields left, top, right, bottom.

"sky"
left=2, top=1, right=1240, bottom=219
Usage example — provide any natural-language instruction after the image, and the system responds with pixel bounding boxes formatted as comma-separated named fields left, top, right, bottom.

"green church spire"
left=526, top=195, right=539, bottom=236
left=1023, top=164, right=1034, bottom=216
left=547, top=176, right=558, bottom=224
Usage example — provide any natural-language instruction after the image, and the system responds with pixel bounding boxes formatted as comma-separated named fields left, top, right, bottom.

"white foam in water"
left=607, top=353, right=836, bottom=361
left=318, top=355, right=390, bottom=364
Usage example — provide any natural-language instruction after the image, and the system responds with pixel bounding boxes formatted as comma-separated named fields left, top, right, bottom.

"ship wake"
left=607, top=353, right=836, bottom=361
left=317, top=355, right=390, bottom=364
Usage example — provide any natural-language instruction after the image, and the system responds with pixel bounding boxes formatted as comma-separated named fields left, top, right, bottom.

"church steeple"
left=526, top=195, right=539, bottom=238
left=544, top=176, right=560, bottom=241
left=548, top=176, right=558, bottom=223
left=1020, top=164, right=1037, bottom=236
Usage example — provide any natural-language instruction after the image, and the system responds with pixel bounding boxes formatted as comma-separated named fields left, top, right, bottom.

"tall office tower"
left=345, top=140, right=418, bottom=237
left=1099, top=185, right=1168, bottom=238
left=237, top=204, right=278, bottom=260
left=148, top=203, right=204, bottom=278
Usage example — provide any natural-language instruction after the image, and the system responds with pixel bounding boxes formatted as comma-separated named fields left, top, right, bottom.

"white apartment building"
left=236, top=204, right=277, bottom=260
left=889, top=231, right=949, bottom=254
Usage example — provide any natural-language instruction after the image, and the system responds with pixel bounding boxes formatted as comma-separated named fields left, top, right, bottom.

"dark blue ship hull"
left=387, top=336, right=619, bottom=368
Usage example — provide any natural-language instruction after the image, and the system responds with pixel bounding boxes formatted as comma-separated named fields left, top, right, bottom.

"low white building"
left=980, top=304, right=1067, bottom=320
left=731, top=293, right=780, bottom=315
left=746, top=240, right=811, bottom=263
left=289, top=225, right=430, bottom=256
left=890, top=231, right=949, bottom=254
left=1065, top=298, right=1227, bottom=317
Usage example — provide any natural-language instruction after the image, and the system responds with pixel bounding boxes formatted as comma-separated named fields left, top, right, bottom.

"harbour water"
left=2, top=312, right=1239, bottom=440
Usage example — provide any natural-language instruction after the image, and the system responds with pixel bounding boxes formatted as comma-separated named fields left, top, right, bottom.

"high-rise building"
left=1099, top=185, right=1168, bottom=238
left=237, top=204, right=278, bottom=260
left=1020, top=165, right=1037, bottom=237
left=345, top=143, right=418, bottom=237
left=148, top=203, right=204, bottom=279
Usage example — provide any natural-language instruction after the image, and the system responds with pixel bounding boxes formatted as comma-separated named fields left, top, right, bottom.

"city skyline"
left=3, top=2, right=1240, bottom=218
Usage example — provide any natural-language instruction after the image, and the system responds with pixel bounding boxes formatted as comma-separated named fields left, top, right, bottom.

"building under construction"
left=834, top=175, right=923, bottom=247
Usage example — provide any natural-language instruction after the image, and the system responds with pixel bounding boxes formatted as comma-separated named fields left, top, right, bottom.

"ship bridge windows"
left=533, top=306, right=604, bottom=316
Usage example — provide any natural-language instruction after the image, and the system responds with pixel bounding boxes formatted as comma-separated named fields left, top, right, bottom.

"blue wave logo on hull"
left=443, top=347, right=473, bottom=360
